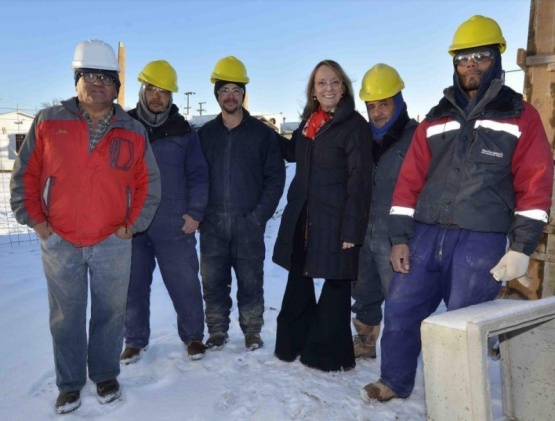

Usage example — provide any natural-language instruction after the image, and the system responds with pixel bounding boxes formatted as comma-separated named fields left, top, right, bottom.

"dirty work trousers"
left=200, top=212, right=265, bottom=335
left=351, top=223, right=392, bottom=326
left=380, top=223, right=505, bottom=397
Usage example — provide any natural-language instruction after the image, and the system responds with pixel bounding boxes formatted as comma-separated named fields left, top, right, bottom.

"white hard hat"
left=71, top=39, right=120, bottom=71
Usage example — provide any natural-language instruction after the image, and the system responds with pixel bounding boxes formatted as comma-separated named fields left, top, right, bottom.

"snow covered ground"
left=0, top=169, right=502, bottom=420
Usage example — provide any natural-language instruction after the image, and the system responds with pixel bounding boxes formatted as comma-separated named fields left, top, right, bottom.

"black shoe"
left=120, top=346, right=147, bottom=365
left=96, top=379, right=121, bottom=404
left=55, top=390, right=81, bottom=414
left=205, top=332, right=229, bottom=350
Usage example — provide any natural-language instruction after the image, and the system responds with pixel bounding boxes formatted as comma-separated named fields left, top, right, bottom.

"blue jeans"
left=200, top=213, right=265, bottom=334
left=41, top=233, right=131, bottom=392
left=380, top=223, right=504, bottom=397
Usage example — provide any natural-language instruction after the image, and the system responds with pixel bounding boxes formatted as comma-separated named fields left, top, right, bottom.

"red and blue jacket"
left=10, top=97, right=161, bottom=247
left=390, top=83, right=553, bottom=255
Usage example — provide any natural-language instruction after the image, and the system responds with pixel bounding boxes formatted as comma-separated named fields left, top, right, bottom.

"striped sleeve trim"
left=426, top=121, right=461, bottom=138
left=515, top=209, right=548, bottom=223
left=474, top=120, right=521, bottom=138
left=390, top=206, right=415, bottom=217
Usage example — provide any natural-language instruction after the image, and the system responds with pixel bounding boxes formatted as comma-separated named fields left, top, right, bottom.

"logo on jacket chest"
left=480, top=148, right=503, bottom=159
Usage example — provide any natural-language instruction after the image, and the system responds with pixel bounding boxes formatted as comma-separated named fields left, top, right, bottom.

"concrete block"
left=421, top=297, right=555, bottom=421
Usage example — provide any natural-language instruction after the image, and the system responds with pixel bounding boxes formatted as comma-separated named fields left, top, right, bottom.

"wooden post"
left=117, top=42, right=126, bottom=108
left=510, top=0, right=555, bottom=299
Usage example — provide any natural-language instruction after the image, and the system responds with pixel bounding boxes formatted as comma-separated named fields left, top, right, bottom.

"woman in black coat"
left=273, top=59, right=373, bottom=372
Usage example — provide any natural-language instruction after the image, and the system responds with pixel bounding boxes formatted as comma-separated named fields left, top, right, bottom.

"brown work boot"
left=205, top=332, right=229, bottom=350
left=187, top=340, right=207, bottom=360
left=352, top=318, right=380, bottom=359
left=244, top=333, right=264, bottom=351
left=120, top=346, right=147, bottom=365
left=360, top=379, right=398, bottom=403
left=55, top=390, right=81, bottom=414
left=96, top=379, right=121, bottom=404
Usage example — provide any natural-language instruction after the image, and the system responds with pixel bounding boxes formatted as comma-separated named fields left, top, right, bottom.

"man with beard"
left=361, top=15, right=553, bottom=402
left=351, top=64, right=418, bottom=359
left=121, top=60, right=209, bottom=364
left=198, top=56, right=285, bottom=351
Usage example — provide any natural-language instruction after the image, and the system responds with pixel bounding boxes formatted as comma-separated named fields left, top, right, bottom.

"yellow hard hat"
left=449, top=15, right=506, bottom=56
left=138, top=60, right=178, bottom=93
left=359, top=64, right=404, bottom=102
left=210, top=56, right=249, bottom=84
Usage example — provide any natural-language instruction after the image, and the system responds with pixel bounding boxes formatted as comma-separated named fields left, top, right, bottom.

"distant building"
left=280, top=121, right=301, bottom=139
left=187, top=112, right=293, bottom=136
left=186, top=114, right=218, bottom=129
left=0, top=111, right=34, bottom=171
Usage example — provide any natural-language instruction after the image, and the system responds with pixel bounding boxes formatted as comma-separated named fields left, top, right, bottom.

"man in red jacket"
left=361, top=16, right=553, bottom=403
left=10, top=40, right=160, bottom=414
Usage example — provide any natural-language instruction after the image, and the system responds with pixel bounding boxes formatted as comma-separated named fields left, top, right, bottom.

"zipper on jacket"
left=125, top=186, right=132, bottom=232
left=224, top=130, right=232, bottom=215
left=42, top=176, right=55, bottom=217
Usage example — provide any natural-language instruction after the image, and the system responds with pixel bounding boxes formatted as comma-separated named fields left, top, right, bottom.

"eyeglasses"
left=145, top=85, right=170, bottom=96
left=315, top=80, right=342, bottom=90
left=218, top=87, right=244, bottom=95
left=454, top=50, right=493, bottom=66
left=81, top=73, right=116, bottom=86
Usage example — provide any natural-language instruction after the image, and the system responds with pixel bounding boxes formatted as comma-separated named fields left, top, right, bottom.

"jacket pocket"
left=110, top=138, right=135, bottom=171
left=468, top=125, right=516, bottom=166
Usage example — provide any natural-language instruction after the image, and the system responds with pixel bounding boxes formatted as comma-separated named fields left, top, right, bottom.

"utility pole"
left=513, top=0, right=555, bottom=299
left=198, top=102, right=206, bottom=116
left=184, top=91, right=195, bottom=115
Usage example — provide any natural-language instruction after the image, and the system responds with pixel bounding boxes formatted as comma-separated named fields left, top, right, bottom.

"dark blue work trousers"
left=200, top=212, right=265, bottom=335
left=124, top=228, right=204, bottom=349
left=380, top=223, right=505, bottom=397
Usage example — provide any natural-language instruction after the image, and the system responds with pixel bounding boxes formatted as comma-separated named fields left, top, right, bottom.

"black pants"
left=274, top=209, right=355, bottom=372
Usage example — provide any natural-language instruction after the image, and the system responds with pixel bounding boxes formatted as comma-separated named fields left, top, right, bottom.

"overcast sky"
left=1, top=0, right=530, bottom=123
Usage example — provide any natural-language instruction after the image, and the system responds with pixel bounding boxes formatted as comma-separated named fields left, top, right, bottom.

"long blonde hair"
left=301, top=59, right=354, bottom=120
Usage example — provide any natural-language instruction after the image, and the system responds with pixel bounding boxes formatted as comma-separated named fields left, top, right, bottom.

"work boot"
left=55, top=390, right=81, bottom=414
left=205, top=332, right=229, bottom=350
left=352, top=318, right=381, bottom=359
left=187, top=340, right=207, bottom=360
left=96, top=379, right=121, bottom=404
left=245, top=333, right=264, bottom=351
left=360, top=379, right=398, bottom=403
left=120, top=346, right=147, bottom=365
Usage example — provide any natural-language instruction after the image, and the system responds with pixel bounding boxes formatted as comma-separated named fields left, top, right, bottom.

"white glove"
left=490, top=250, right=530, bottom=282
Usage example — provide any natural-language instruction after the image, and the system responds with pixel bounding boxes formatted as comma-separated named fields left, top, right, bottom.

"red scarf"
left=303, top=108, right=331, bottom=140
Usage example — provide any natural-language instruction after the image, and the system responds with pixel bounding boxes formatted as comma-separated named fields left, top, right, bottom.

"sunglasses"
left=454, top=50, right=493, bottom=66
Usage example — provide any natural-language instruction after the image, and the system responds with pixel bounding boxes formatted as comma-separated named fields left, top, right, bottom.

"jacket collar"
left=426, top=82, right=523, bottom=121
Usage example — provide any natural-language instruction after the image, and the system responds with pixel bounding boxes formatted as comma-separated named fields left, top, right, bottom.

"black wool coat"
left=273, top=96, right=373, bottom=279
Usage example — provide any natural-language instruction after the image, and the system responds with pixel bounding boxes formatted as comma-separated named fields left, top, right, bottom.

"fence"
left=0, top=171, right=38, bottom=247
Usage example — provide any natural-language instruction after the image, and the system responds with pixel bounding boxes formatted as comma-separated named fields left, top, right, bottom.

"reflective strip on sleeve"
left=474, top=120, right=521, bottom=138
left=390, top=206, right=415, bottom=217
left=426, top=121, right=461, bottom=138
left=515, top=209, right=548, bottom=223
